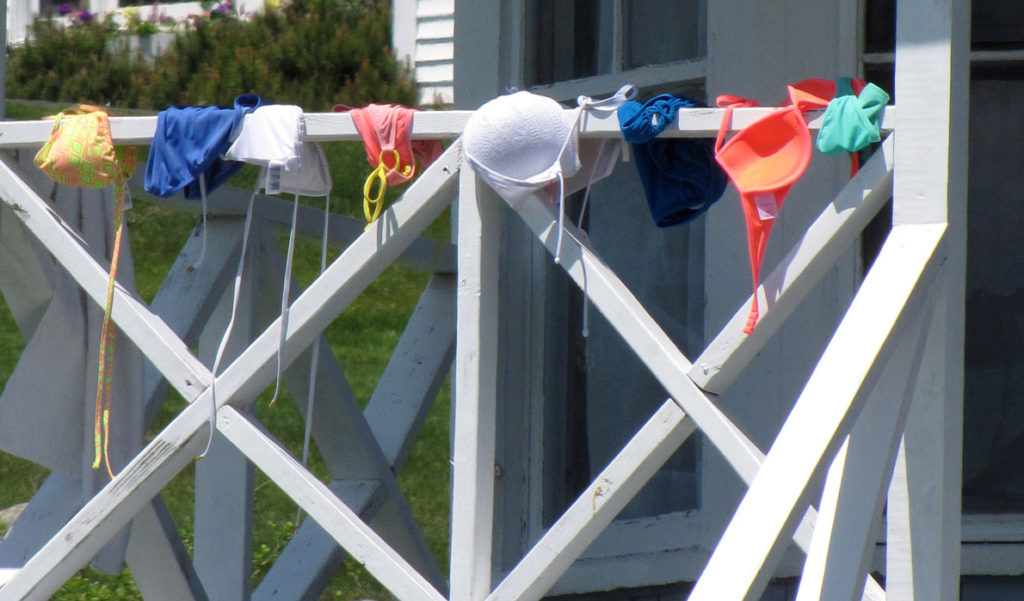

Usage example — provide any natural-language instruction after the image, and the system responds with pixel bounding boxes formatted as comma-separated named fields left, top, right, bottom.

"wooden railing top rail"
left=0, top=106, right=896, bottom=148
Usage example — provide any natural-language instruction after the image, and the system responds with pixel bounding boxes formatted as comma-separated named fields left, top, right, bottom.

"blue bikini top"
left=618, top=94, right=728, bottom=228
left=144, top=94, right=266, bottom=199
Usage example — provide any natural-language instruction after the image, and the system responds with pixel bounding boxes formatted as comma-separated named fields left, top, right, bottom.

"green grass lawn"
left=0, top=101, right=452, bottom=600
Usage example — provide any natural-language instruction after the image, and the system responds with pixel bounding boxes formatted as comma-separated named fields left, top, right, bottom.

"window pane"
left=962, top=71, right=1024, bottom=513
left=623, top=0, right=702, bottom=69
left=525, top=0, right=611, bottom=86
left=866, top=0, right=1024, bottom=53
left=864, top=0, right=896, bottom=53
left=574, top=161, right=703, bottom=519
left=973, top=1, right=1024, bottom=50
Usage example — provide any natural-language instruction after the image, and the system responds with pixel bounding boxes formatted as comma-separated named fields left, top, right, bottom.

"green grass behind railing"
left=0, top=101, right=452, bottom=600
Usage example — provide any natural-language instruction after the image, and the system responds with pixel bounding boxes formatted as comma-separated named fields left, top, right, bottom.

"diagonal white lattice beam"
left=497, top=139, right=894, bottom=601
left=688, top=223, right=946, bottom=601
left=0, top=152, right=213, bottom=401
left=216, top=406, right=447, bottom=601
left=0, top=141, right=461, bottom=600
left=487, top=398, right=696, bottom=601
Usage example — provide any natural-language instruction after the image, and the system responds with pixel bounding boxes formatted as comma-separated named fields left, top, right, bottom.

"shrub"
left=5, top=17, right=151, bottom=107
left=6, top=0, right=417, bottom=110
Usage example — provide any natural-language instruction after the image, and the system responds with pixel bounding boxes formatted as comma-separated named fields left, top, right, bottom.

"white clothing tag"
left=265, top=163, right=283, bottom=195
left=754, top=192, right=778, bottom=220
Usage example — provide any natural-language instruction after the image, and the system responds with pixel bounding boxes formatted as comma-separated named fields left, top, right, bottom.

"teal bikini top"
left=816, top=77, right=890, bottom=155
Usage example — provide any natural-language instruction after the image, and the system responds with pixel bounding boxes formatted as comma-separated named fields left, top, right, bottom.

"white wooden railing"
left=0, top=98, right=962, bottom=601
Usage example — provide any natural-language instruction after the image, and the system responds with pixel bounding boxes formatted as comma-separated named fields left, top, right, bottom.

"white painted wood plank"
left=486, top=399, right=696, bottom=601
left=691, top=135, right=894, bottom=394
left=0, top=154, right=210, bottom=402
left=419, top=86, right=455, bottom=106
left=416, top=0, right=453, bottom=18
left=252, top=479, right=380, bottom=601
left=687, top=224, right=945, bottom=601
left=0, top=107, right=897, bottom=149
left=450, top=169, right=501, bottom=601
left=216, top=406, right=446, bottom=601
left=415, top=40, right=455, bottom=63
left=795, top=306, right=931, bottom=601
left=365, top=273, right=456, bottom=468
left=392, top=0, right=417, bottom=65
left=0, top=142, right=461, bottom=599
left=137, top=184, right=458, bottom=275
left=416, top=63, right=455, bottom=84
left=126, top=498, right=208, bottom=601
left=416, top=17, right=454, bottom=40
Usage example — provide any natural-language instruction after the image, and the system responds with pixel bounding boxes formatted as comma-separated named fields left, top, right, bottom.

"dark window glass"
left=525, top=0, right=704, bottom=87
left=973, top=2, right=1024, bottom=50
left=623, top=0, right=702, bottom=69
left=866, top=0, right=1024, bottom=53
left=525, top=0, right=602, bottom=86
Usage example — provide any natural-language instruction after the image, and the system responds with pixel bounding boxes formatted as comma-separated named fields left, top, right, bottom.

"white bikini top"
left=225, top=105, right=332, bottom=197
left=463, top=84, right=636, bottom=261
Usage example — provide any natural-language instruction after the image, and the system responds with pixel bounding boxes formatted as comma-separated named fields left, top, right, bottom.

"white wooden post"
left=888, top=0, right=968, bottom=598
left=450, top=168, right=501, bottom=601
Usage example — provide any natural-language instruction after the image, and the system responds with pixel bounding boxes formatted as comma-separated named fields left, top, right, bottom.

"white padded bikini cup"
left=463, top=91, right=580, bottom=203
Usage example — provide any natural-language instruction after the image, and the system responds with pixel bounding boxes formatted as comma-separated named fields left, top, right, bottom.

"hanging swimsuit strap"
left=714, top=95, right=761, bottom=154
left=93, top=145, right=138, bottom=479
left=547, top=84, right=637, bottom=263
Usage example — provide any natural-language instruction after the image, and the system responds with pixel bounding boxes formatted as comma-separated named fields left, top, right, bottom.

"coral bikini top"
left=715, top=79, right=852, bottom=334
